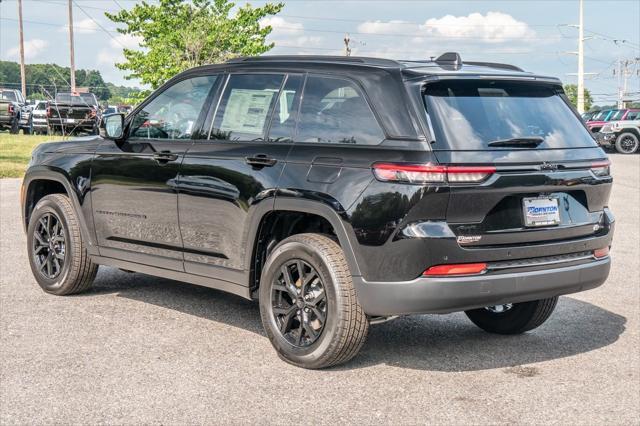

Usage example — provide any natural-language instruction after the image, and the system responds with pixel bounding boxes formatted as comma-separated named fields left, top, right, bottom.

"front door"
left=178, top=73, right=302, bottom=281
left=91, top=75, right=219, bottom=270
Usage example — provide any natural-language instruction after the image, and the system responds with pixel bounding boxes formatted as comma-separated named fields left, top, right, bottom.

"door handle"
left=245, top=154, right=277, bottom=168
left=153, top=151, right=179, bottom=163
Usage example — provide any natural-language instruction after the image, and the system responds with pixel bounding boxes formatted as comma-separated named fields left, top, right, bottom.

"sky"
left=1, top=0, right=639, bottom=106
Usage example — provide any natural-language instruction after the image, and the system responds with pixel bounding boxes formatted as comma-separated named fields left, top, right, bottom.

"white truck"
left=596, top=119, right=640, bottom=154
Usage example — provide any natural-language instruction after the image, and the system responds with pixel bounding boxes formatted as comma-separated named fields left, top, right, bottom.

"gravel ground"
left=1, top=154, right=638, bottom=425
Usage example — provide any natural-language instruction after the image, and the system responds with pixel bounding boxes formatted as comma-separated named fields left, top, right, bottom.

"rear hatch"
left=422, top=78, right=612, bottom=248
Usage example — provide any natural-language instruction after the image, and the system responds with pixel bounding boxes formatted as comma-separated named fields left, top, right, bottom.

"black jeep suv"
left=22, top=53, right=614, bottom=369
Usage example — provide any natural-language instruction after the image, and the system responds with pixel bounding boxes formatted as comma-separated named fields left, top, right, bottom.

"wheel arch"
left=618, top=128, right=640, bottom=139
left=22, top=168, right=97, bottom=253
left=246, top=198, right=362, bottom=296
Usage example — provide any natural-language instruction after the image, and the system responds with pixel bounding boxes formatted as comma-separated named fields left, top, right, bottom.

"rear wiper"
left=487, top=137, right=544, bottom=148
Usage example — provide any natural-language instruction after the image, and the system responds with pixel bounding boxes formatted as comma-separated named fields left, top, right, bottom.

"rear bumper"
left=354, top=257, right=610, bottom=316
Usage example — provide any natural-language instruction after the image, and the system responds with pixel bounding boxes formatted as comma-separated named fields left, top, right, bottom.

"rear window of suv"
left=423, top=80, right=597, bottom=150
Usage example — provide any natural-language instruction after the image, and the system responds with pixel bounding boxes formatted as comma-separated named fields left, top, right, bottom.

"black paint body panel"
left=21, top=57, right=614, bottom=313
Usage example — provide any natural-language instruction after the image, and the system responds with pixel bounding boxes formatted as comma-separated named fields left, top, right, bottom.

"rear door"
left=422, top=79, right=612, bottom=247
left=177, top=73, right=296, bottom=280
left=91, top=74, right=218, bottom=270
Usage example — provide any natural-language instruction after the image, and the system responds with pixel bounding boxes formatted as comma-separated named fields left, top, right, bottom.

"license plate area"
left=523, top=196, right=560, bottom=227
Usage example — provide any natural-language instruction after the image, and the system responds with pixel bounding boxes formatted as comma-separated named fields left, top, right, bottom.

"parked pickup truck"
left=0, top=88, right=26, bottom=134
left=596, top=119, right=640, bottom=154
left=48, top=92, right=100, bottom=135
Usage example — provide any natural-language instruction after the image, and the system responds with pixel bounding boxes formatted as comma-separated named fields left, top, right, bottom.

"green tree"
left=105, top=0, right=283, bottom=89
left=563, top=84, right=594, bottom=111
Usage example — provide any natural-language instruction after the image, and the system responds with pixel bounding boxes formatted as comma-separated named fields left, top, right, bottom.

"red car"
left=587, top=108, right=640, bottom=133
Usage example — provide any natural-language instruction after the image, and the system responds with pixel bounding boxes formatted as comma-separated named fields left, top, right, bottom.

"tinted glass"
left=210, top=74, right=284, bottom=141
left=267, top=74, right=303, bottom=142
left=129, top=75, right=217, bottom=140
left=609, top=110, right=625, bottom=121
left=424, top=80, right=597, bottom=150
left=297, top=76, right=383, bottom=145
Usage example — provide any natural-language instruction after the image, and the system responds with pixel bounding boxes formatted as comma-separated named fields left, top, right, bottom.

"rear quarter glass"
left=423, top=80, right=597, bottom=151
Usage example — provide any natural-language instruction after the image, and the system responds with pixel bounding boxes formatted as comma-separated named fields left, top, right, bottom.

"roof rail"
left=226, top=55, right=402, bottom=67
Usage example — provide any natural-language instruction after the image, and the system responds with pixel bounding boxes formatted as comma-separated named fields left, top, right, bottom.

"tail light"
left=46, top=106, right=52, bottom=118
left=373, top=163, right=495, bottom=184
left=423, top=263, right=488, bottom=276
left=8, top=104, right=14, bottom=115
left=593, top=247, right=609, bottom=259
left=590, top=160, right=610, bottom=177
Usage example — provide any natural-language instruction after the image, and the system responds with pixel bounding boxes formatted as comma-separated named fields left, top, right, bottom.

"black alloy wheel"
left=32, top=212, right=66, bottom=279
left=271, top=259, right=327, bottom=347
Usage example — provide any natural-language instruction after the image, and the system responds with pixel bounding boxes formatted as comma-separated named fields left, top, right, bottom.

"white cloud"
left=6, top=39, right=49, bottom=59
left=261, top=17, right=304, bottom=35
left=109, top=34, right=143, bottom=49
left=358, top=12, right=535, bottom=44
left=97, top=34, right=142, bottom=65
left=420, top=12, right=535, bottom=43
left=59, top=18, right=98, bottom=34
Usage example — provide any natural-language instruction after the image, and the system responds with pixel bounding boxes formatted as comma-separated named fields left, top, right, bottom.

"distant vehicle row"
left=582, top=108, right=640, bottom=154
left=0, top=87, right=132, bottom=136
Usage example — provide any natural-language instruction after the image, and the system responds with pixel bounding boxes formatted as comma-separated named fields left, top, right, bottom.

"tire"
left=9, top=118, right=19, bottom=134
left=615, top=132, right=639, bottom=154
left=27, top=194, right=98, bottom=295
left=465, top=297, right=558, bottom=335
left=259, top=233, right=368, bottom=369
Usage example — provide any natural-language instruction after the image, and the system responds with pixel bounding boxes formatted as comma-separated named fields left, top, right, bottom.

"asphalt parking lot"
left=1, top=154, right=638, bottom=425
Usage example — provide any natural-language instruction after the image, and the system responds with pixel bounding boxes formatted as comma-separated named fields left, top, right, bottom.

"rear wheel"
left=259, top=233, right=368, bottom=369
left=465, top=297, right=558, bottom=334
left=27, top=194, right=98, bottom=295
left=9, top=118, right=19, bottom=134
left=615, top=132, right=639, bottom=154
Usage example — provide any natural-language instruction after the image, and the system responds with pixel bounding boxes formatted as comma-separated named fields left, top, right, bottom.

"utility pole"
left=344, top=33, right=352, bottom=57
left=68, top=0, right=76, bottom=92
left=577, top=0, right=585, bottom=113
left=17, top=0, right=26, bottom=97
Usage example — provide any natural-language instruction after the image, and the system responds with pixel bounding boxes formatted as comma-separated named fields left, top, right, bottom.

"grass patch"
left=0, top=133, right=56, bottom=178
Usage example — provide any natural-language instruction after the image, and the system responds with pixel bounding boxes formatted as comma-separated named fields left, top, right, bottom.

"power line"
left=71, top=0, right=128, bottom=48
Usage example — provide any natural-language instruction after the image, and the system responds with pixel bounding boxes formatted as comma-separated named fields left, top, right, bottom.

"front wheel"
left=27, top=194, right=98, bottom=295
left=615, top=132, right=639, bottom=154
left=465, top=297, right=558, bottom=334
left=259, top=233, right=368, bottom=369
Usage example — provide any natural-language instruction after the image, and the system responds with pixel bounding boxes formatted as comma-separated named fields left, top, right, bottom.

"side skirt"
left=91, top=255, right=252, bottom=300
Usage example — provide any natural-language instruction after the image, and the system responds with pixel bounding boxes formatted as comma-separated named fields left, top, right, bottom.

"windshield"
left=1, top=91, right=17, bottom=102
left=56, top=93, right=98, bottom=106
left=423, top=80, right=597, bottom=150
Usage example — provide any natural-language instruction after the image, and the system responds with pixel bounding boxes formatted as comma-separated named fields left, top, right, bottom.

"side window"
left=129, top=75, right=217, bottom=140
left=297, top=76, right=384, bottom=145
left=267, top=74, right=304, bottom=142
left=210, top=74, right=284, bottom=141
left=624, top=111, right=639, bottom=120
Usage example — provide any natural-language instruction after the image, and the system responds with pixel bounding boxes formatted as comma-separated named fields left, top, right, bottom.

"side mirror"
left=100, top=113, right=125, bottom=140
